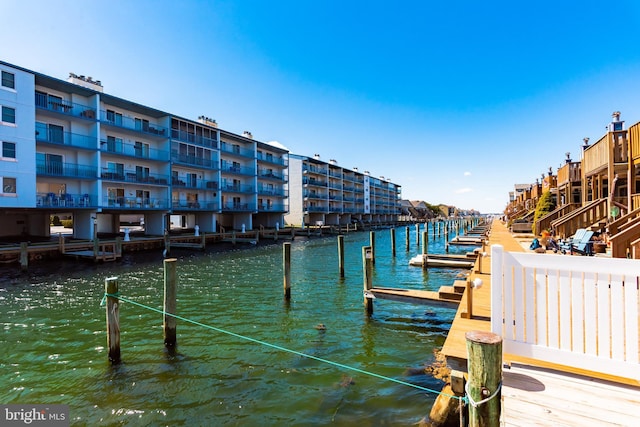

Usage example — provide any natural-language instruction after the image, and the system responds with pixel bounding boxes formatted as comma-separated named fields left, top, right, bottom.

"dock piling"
left=105, top=277, right=121, bottom=364
left=466, top=331, right=502, bottom=427
left=369, top=231, right=376, bottom=265
left=390, top=228, right=396, bottom=257
left=283, top=242, right=291, bottom=299
left=163, top=258, right=178, bottom=347
left=363, top=246, right=373, bottom=315
left=405, top=226, right=410, bottom=252
left=338, top=235, right=345, bottom=278
left=19, top=242, right=28, bottom=271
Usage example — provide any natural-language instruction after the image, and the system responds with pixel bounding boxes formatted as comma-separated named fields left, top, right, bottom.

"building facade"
left=285, top=154, right=401, bottom=227
left=0, top=61, right=288, bottom=239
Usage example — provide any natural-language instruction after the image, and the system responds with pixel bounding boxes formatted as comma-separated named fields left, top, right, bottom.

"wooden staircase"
left=551, top=198, right=608, bottom=239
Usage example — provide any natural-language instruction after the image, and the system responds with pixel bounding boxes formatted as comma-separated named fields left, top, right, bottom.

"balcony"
left=37, top=161, right=98, bottom=179
left=220, top=142, right=254, bottom=159
left=35, top=93, right=97, bottom=120
left=303, top=177, right=328, bottom=187
left=35, top=127, right=96, bottom=150
left=171, top=153, right=219, bottom=169
left=304, top=205, right=328, bottom=213
left=258, top=203, right=287, bottom=212
left=257, top=187, right=287, bottom=197
left=104, top=197, right=168, bottom=209
left=170, top=129, right=218, bottom=148
left=259, top=171, right=285, bottom=181
left=220, top=163, right=255, bottom=176
left=172, top=178, right=217, bottom=190
left=221, top=203, right=255, bottom=212
left=257, top=153, right=288, bottom=167
left=100, top=111, right=168, bottom=138
left=100, top=139, right=169, bottom=161
left=36, top=192, right=94, bottom=208
left=172, top=200, right=218, bottom=211
left=101, top=168, right=169, bottom=185
left=221, top=184, right=254, bottom=194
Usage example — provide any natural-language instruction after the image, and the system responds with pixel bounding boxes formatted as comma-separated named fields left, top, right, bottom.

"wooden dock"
left=440, top=220, right=640, bottom=425
left=369, top=281, right=466, bottom=308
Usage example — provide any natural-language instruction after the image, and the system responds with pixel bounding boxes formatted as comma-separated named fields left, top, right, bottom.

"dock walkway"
left=441, top=220, right=640, bottom=426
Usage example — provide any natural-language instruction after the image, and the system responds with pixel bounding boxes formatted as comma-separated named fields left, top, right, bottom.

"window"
left=134, top=141, right=150, bottom=158
left=2, top=177, right=16, bottom=193
left=1, top=71, right=15, bottom=89
left=106, top=136, right=123, bottom=153
left=106, top=109, right=122, bottom=126
left=2, top=141, right=16, bottom=159
left=2, top=106, right=16, bottom=124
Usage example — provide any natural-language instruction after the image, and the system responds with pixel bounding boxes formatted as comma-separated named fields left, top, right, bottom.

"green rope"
left=101, top=292, right=466, bottom=402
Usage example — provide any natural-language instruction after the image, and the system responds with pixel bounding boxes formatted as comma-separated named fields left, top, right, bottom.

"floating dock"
left=408, top=253, right=475, bottom=268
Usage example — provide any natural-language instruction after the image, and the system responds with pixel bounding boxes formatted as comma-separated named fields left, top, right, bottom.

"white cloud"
left=464, top=171, right=472, bottom=176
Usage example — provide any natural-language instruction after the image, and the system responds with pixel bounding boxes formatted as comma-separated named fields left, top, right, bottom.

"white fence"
left=491, top=245, right=640, bottom=381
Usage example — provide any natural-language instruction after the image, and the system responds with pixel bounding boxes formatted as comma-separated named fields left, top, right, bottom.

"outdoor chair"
left=570, top=230, right=595, bottom=255
left=559, top=228, right=587, bottom=254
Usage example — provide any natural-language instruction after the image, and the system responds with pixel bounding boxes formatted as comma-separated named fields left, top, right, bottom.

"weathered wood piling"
left=163, top=258, right=178, bottom=347
left=105, top=277, right=120, bottom=364
left=283, top=242, right=291, bottom=299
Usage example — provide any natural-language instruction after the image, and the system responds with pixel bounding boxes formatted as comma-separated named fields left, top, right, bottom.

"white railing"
left=491, top=245, right=639, bottom=381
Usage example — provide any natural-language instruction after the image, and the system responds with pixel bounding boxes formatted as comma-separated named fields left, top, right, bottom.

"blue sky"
left=4, top=0, right=640, bottom=213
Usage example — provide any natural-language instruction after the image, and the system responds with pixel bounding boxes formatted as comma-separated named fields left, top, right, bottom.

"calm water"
left=0, top=227, right=471, bottom=426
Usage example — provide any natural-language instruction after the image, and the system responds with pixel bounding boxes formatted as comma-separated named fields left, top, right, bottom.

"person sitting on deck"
left=540, top=230, right=560, bottom=253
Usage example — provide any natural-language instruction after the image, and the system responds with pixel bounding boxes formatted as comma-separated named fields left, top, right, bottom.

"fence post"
left=105, top=277, right=120, bottom=364
left=363, top=246, right=373, bottom=315
left=466, top=331, right=502, bottom=427
left=283, top=242, right=291, bottom=299
left=163, top=258, right=178, bottom=347
left=422, top=230, right=428, bottom=269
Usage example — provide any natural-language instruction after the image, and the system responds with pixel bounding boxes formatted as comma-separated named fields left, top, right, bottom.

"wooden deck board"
left=369, top=287, right=459, bottom=308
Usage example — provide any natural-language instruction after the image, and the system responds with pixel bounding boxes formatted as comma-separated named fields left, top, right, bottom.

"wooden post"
left=338, top=235, right=345, bottom=278
left=363, top=246, right=373, bottom=315
left=405, top=226, right=410, bottom=251
left=415, top=223, right=420, bottom=245
left=422, top=230, right=428, bottom=269
left=466, top=331, right=502, bottom=427
left=163, top=258, right=178, bottom=347
left=390, top=228, right=396, bottom=257
left=462, top=278, right=473, bottom=319
left=369, top=231, right=376, bottom=265
left=201, top=232, right=206, bottom=249
left=115, top=236, right=122, bottom=257
left=58, top=233, right=65, bottom=253
left=283, top=242, right=291, bottom=299
left=164, top=230, right=170, bottom=256
left=93, top=238, right=99, bottom=262
left=19, top=242, right=28, bottom=271
left=105, top=277, right=120, bottom=364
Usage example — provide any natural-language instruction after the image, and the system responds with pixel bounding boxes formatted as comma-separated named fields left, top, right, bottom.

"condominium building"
left=285, top=154, right=401, bottom=227
left=0, top=61, right=288, bottom=239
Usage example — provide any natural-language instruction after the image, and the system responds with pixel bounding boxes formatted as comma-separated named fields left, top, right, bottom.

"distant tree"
left=532, top=191, right=556, bottom=235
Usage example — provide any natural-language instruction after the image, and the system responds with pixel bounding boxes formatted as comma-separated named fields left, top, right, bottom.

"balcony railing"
left=259, top=171, right=285, bottom=180
left=103, top=197, right=168, bottom=209
left=37, top=161, right=98, bottom=179
left=172, top=201, right=218, bottom=210
left=36, top=192, right=94, bottom=208
left=171, top=129, right=218, bottom=148
left=303, top=177, right=328, bottom=187
left=220, top=163, right=254, bottom=176
left=221, top=184, right=254, bottom=194
left=35, top=127, right=96, bottom=150
left=172, top=178, right=218, bottom=190
left=100, top=111, right=168, bottom=137
left=220, top=142, right=254, bottom=158
left=221, top=203, right=255, bottom=212
left=171, top=153, right=219, bottom=169
left=100, top=168, right=169, bottom=185
left=257, top=203, right=287, bottom=212
left=257, top=187, right=287, bottom=197
left=100, top=140, right=169, bottom=161
left=35, top=93, right=97, bottom=120
left=257, top=153, right=288, bottom=166
left=305, top=205, right=328, bottom=213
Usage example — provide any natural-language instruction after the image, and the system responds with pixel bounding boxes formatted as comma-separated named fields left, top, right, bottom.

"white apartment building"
left=285, top=154, right=401, bottom=227
left=0, top=61, right=288, bottom=239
